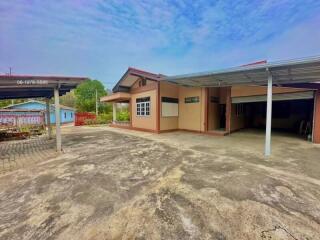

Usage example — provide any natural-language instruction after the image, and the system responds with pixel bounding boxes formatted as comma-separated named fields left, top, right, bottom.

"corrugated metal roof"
left=0, top=75, right=87, bottom=99
left=166, top=56, right=320, bottom=87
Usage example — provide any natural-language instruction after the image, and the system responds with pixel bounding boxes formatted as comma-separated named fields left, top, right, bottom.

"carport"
left=232, top=88, right=315, bottom=139
left=166, top=56, right=320, bottom=156
left=0, top=75, right=87, bottom=152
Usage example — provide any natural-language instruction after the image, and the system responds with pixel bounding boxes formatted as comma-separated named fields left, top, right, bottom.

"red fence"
left=75, top=112, right=96, bottom=126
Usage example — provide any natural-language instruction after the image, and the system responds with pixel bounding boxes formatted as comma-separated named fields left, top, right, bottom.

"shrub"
left=84, top=118, right=97, bottom=125
left=116, top=110, right=130, bottom=121
left=97, top=113, right=113, bottom=124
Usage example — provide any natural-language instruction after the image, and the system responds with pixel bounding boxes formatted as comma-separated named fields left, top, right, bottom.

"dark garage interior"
left=242, top=99, right=314, bottom=140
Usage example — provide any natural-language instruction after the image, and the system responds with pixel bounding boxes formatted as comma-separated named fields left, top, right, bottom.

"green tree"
left=60, top=90, right=76, bottom=108
left=74, top=79, right=110, bottom=113
left=0, top=99, right=27, bottom=108
left=0, top=100, right=12, bottom=108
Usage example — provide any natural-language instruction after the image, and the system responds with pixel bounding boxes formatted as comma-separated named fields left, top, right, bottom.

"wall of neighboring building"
left=7, top=102, right=74, bottom=124
left=45, top=109, right=74, bottom=124
left=178, top=87, right=206, bottom=131
left=131, top=89, right=157, bottom=131
left=160, top=82, right=179, bottom=131
left=59, top=109, right=74, bottom=123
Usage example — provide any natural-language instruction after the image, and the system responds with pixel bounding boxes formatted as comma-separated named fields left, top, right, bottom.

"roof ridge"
left=128, top=67, right=163, bottom=78
left=241, top=60, right=267, bottom=67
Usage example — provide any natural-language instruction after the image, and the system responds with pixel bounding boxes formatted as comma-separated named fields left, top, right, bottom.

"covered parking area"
left=0, top=74, right=87, bottom=153
left=231, top=86, right=316, bottom=139
left=166, top=56, right=320, bottom=156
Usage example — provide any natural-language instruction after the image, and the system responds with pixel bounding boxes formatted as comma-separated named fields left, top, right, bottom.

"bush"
left=84, top=118, right=97, bottom=125
left=97, top=113, right=113, bottom=124
left=116, top=110, right=130, bottom=121
left=82, top=113, right=112, bottom=125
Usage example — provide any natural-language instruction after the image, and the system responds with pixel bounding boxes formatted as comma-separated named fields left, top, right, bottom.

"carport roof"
left=0, top=75, right=88, bottom=99
left=166, top=56, right=320, bottom=87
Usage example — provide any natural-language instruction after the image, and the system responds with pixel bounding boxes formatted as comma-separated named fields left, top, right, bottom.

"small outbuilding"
left=4, top=100, right=75, bottom=124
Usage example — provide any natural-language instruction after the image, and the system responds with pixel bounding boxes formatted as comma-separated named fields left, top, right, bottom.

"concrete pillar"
left=113, top=102, right=116, bottom=124
left=54, top=88, right=62, bottom=152
left=313, top=90, right=320, bottom=143
left=45, top=98, right=52, bottom=139
left=265, top=71, right=273, bottom=156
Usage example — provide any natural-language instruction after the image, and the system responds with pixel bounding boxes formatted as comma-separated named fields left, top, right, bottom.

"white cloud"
left=0, top=0, right=319, bottom=88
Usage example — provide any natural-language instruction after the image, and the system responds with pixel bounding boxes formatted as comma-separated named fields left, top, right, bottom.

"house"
left=100, top=59, right=320, bottom=148
left=4, top=100, right=75, bottom=124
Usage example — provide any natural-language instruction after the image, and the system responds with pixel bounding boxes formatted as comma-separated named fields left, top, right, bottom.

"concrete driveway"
left=0, top=126, right=320, bottom=240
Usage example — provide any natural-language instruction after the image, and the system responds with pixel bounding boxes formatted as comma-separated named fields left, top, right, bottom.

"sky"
left=0, top=0, right=320, bottom=89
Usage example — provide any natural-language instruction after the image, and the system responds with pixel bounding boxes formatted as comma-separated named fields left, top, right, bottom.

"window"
left=161, top=97, right=179, bottom=117
left=236, top=104, right=244, bottom=116
left=70, top=112, right=73, bottom=118
left=136, top=97, right=150, bottom=116
left=64, top=112, right=67, bottom=119
left=185, top=96, right=199, bottom=103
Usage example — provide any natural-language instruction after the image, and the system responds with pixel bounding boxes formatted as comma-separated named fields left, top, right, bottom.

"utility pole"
left=95, top=89, right=98, bottom=116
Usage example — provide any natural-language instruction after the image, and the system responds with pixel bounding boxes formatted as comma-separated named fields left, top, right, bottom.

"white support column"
left=54, top=88, right=62, bottom=152
left=113, top=102, right=116, bottom=124
left=45, top=98, right=52, bottom=139
left=265, top=71, right=273, bottom=156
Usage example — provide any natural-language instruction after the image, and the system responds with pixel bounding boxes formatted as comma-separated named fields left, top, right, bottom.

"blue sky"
left=0, top=0, right=320, bottom=89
